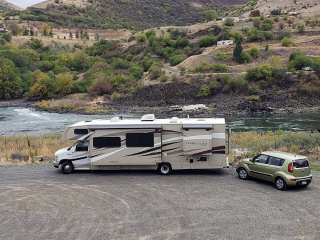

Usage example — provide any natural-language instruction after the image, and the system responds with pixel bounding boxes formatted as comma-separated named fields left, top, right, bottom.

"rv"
left=54, top=114, right=228, bottom=174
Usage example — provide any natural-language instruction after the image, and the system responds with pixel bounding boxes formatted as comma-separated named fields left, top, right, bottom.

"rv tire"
left=158, top=163, right=172, bottom=175
left=60, top=161, right=74, bottom=174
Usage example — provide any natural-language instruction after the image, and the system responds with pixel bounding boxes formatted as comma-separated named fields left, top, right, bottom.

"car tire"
left=275, top=177, right=287, bottom=191
left=158, top=163, right=172, bottom=175
left=237, top=167, right=249, bottom=180
left=61, top=161, right=74, bottom=174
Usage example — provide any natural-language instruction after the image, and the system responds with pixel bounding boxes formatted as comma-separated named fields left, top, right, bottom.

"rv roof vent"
left=170, top=117, right=179, bottom=123
left=141, top=114, right=155, bottom=121
left=110, top=116, right=121, bottom=122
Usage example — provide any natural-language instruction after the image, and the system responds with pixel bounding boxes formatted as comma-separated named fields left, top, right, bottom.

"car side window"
left=269, top=156, right=285, bottom=166
left=254, top=154, right=269, bottom=164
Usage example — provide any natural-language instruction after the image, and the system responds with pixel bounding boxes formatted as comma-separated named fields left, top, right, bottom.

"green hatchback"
left=236, top=151, right=312, bottom=190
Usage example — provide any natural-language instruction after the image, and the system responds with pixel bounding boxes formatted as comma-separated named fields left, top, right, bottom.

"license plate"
left=301, top=181, right=307, bottom=185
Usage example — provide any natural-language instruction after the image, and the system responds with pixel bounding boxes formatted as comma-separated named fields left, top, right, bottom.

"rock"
left=182, top=104, right=208, bottom=112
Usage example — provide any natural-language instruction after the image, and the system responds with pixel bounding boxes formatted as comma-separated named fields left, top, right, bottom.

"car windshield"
left=293, top=159, right=309, bottom=168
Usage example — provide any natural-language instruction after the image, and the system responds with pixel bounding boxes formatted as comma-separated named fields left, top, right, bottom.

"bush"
left=289, top=52, right=313, bottom=70
left=297, top=24, right=305, bottom=33
left=223, top=77, right=248, bottom=93
left=199, top=35, right=217, bottom=48
left=129, top=64, right=144, bottom=80
left=260, top=19, right=273, bottom=31
left=28, top=70, right=56, bottom=99
left=224, top=18, right=234, bottom=26
left=149, top=63, right=163, bottom=80
left=169, top=54, right=186, bottom=66
left=89, top=78, right=113, bottom=95
left=194, top=63, right=229, bottom=73
left=281, top=37, right=294, bottom=47
left=246, top=64, right=273, bottom=82
left=55, top=72, right=74, bottom=95
left=111, top=58, right=130, bottom=69
left=197, top=84, right=210, bottom=97
left=249, top=48, right=259, bottom=59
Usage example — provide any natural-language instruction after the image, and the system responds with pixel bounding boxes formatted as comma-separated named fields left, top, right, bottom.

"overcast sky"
left=7, top=0, right=44, bottom=8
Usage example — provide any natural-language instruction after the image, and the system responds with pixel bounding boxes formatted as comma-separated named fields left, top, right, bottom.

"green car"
left=236, top=151, right=312, bottom=190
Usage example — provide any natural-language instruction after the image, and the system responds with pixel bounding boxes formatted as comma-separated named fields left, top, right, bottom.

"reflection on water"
left=1, top=107, right=320, bottom=135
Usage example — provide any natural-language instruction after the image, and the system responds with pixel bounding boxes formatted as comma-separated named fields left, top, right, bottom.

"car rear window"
left=293, top=159, right=309, bottom=168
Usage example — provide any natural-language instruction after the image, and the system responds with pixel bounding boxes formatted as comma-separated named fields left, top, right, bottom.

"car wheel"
left=61, top=161, right=74, bottom=174
left=275, top=177, right=287, bottom=191
left=159, top=163, right=172, bottom=175
left=238, top=167, right=248, bottom=180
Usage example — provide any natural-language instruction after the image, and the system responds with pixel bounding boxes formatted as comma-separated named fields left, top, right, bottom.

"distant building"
left=0, top=23, right=7, bottom=33
left=217, top=40, right=234, bottom=47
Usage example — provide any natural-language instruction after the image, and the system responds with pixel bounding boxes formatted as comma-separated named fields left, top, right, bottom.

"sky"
left=6, top=0, right=44, bottom=9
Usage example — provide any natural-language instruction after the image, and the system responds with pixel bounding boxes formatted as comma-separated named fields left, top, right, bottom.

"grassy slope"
left=24, top=0, right=248, bottom=29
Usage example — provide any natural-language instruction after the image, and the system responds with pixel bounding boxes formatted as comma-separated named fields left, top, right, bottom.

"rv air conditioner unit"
left=141, top=114, right=155, bottom=121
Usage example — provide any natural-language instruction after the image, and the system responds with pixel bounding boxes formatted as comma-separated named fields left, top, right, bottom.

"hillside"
left=0, top=0, right=20, bottom=12
left=24, top=0, right=248, bottom=29
left=248, top=0, right=320, bottom=17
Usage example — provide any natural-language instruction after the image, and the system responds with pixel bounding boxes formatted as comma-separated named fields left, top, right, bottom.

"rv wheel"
left=159, top=163, right=172, bottom=175
left=61, top=161, right=74, bottom=174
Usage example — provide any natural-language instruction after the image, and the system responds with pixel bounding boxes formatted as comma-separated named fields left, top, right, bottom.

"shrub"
left=271, top=9, right=281, bottom=16
left=289, top=52, right=313, bottom=70
left=129, top=64, right=144, bottom=80
left=246, top=64, right=273, bottom=82
left=28, top=70, right=56, bottom=99
left=149, top=63, right=163, bottom=80
left=260, top=19, right=273, bottom=31
left=197, top=84, right=210, bottom=97
left=199, top=35, right=217, bottom=48
left=297, top=23, right=305, bottom=33
left=169, top=54, right=186, bottom=66
left=224, top=18, right=234, bottom=26
left=223, top=77, right=248, bottom=93
left=55, top=72, right=73, bottom=95
left=281, top=37, right=294, bottom=47
left=194, top=63, right=229, bottom=73
left=111, top=58, right=130, bottom=69
left=89, top=78, right=113, bottom=95
left=249, top=47, right=259, bottom=59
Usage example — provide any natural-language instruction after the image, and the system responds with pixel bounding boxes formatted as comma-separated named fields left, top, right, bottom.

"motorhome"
left=54, top=114, right=228, bottom=174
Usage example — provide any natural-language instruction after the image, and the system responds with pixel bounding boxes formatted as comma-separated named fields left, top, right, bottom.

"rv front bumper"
left=53, top=158, right=60, bottom=168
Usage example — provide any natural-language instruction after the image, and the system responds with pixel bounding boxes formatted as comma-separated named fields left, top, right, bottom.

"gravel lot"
left=0, top=166, right=319, bottom=240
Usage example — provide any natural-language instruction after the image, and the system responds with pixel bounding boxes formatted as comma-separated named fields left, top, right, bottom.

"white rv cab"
left=54, top=115, right=228, bottom=174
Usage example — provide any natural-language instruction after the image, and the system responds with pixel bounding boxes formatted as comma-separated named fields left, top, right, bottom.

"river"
left=1, top=107, right=320, bottom=135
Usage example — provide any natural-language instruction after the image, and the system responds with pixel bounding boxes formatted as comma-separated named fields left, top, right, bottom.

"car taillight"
left=288, top=162, right=294, bottom=173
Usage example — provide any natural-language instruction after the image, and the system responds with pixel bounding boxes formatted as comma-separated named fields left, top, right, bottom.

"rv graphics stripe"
left=126, top=142, right=179, bottom=156
left=142, top=147, right=179, bottom=156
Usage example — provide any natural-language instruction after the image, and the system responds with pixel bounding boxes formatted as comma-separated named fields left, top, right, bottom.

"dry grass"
left=0, top=134, right=69, bottom=165
left=1, top=131, right=320, bottom=171
left=230, top=131, right=320, bottom=170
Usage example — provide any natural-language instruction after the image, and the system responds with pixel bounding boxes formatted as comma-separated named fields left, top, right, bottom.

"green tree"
left=0, top=58, right=22, bottom=99
left=233, top=34, right=243, bottom=63
left=55, top=72, right=74, bottom=95
left=28, top=70, right=56, bottom=99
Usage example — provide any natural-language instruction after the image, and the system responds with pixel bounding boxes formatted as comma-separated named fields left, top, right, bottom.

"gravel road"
left=0, top=166, right=319, bottom=240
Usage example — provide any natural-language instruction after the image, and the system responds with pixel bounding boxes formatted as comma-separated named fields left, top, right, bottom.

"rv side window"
left=93, top=137, right=121, bottom=148
left=74, top=129, right=89, bottom=135
left=126, top=133, right=154, bottom=147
